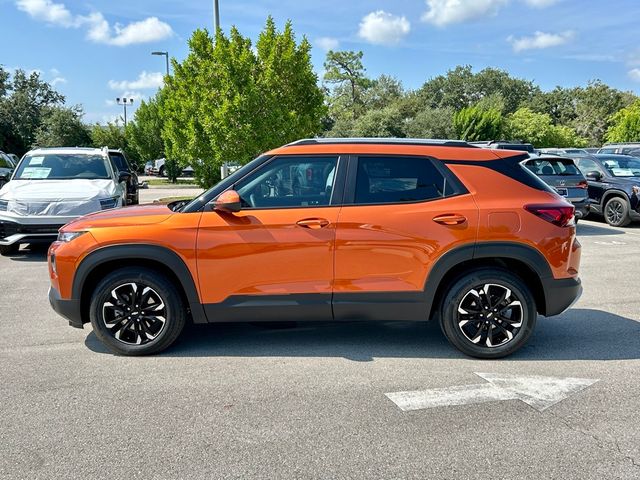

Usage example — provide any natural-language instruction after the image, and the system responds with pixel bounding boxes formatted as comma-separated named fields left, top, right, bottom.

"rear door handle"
left=296, top=218, right=330, bottom=229
left=433, top=214, right=467, bottom=226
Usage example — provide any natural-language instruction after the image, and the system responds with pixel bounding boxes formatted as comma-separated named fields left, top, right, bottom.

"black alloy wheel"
left=604, top=197, right=631, bottom=227
left=90, top=267, right=186, bottom=355
left=440, top=268, right=537, bottom=359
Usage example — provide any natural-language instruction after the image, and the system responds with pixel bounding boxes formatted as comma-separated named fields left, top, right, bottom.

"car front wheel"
left=89, top=267, right=186, bottom=355
left=440, top=268, right=537, bottom=359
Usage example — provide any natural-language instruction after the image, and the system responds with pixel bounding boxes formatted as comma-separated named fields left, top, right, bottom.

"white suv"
left=0, top=147, right=128, bottom=255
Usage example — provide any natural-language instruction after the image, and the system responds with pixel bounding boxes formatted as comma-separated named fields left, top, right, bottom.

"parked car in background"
left=107, top=149, right=139, bottom=205
left=0, top=151, right=16, bottom=190
left=144, top=160, right=153, bottom=175
left=539, top=148, right=590, bottom=156
left=147, top=158, right=194, bottom=177
left=470, top=140, right=535, bottom=153
left=597, top=143, right=640, bottom=155
left=49, top=138, right=581, bottom=359
left=583, top=148, right=600, bottom=154
left=6, top=153, right=20, bottom=165
left=0, top=147, right=129, bottom=255
left=573, top=154, right=640, bottom=227
left=524, top=156, right=590, bottom=221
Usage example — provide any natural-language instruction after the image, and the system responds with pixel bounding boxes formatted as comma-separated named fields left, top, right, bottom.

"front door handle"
left=433, top=214, right=467, bottom=226
left=296, top=218, right=330, bottom=229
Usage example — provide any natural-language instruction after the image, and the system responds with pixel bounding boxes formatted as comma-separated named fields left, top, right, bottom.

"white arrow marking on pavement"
left=385, top=373, right=598, bottom=412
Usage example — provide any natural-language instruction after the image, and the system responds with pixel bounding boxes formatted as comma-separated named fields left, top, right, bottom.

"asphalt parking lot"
left=1, top=206, right=639, bottom=478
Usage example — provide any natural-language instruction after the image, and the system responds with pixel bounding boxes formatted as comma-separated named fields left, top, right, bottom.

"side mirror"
left=118, top=171, right=132, bottom=183
left=585, top=171, right=602, bottom=181
left=212, top=190, right=242, bottom=213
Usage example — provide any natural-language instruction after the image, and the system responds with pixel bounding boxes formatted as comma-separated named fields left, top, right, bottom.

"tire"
left=89, top=267, right=186, bottom=356
left=439, top=268, right=537, bottom=359
left=0, top=243, right=19, bottom=256
left=604, top=197, right=631, bottom=227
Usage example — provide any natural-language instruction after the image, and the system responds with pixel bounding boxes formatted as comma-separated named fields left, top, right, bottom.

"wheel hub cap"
left=102, top=282, right=167, bottom=345
left=457, top=283, right=524, bottom=348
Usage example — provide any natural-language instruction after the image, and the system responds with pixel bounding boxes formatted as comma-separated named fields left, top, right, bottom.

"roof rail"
left=286, top=137, right=475, bottom=148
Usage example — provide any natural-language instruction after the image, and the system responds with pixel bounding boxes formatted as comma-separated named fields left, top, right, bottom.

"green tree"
left=162, top=18, right=326, bottom=188
left=90, top=122, right=140, bottom=168
left=0, top=68, right=65, bottom=155
left=453, top=105, right=504, bottom=141
left=417, top=65, right=539, bottom=114
left=573, top=80, right=636, bottom=146
left=33, top=106, right=92, bottom=148
left=606, top=100, right=640, bottom=143
left=404, top=108, right=456, bottom=139
left=323, top=50, right=373, bottom=123
left=128, top=94, right=165, bottom=164
left=351, top=106, right=405, bottom=137
left=506, top=108, right=587, bottom=147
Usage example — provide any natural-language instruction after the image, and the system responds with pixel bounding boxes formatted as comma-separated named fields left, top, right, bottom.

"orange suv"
left=48, top=139, right=582, bottom=358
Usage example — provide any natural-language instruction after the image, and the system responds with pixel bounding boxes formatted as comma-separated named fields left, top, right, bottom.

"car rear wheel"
left=604, top=197, right=631, bottom=227
left=440, top=268, right=537, bottom=359
left=89, top=267, right=186, bottom=355
left=0, top=244, right=19, bottom=256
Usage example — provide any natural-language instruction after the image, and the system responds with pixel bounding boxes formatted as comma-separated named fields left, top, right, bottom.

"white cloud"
left=629, top=69, right=640, bottom=82
left=15, top=0, right=173, bottom=46
left=90, top=16, right=173, bottom=47
left=523, top=0, right=560, bottom=6
left=508, top=30, right=574, bottom=52
left=422, top=0, right=509, bottom=26
left=510, top=31, right=571, bottom=51
left=358, top=11, right=410, bottom=45
left=15, top=0, right=74, bottom=26
left=108, top=71, right=164, bottom=91
left=421, top=0, right=559, bottom=26
left=316, top=37, right=339, bottom=51
left=51, top=76, right=66, bottom=86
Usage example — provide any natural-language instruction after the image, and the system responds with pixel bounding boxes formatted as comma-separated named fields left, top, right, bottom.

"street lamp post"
left=115, top=97, right=134, bottom=128
left=151, top=51, right=170, bottom=76
left=214, top=0, right=220, bottom=31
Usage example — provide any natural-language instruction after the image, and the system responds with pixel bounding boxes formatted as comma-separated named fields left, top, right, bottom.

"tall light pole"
left=213, top=0, right=220, bottom=31
left=115, top=97, right=134, bottom=128
left=151, top=51, right=170, bottom=76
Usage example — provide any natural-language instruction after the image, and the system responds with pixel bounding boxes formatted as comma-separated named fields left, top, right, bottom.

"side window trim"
left=231, top=154, right=346, bottom=210
left=342, top=154, right=467, bottom=206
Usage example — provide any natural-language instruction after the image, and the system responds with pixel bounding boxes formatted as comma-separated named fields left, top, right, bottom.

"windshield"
left=14, top=153, right=113, bottom=180
left=599, top=157, right=640, bottom=177
left=525, top=158, right=581, bottom=176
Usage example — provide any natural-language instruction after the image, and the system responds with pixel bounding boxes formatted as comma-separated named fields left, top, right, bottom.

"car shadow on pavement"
left=84, top=308, right=640, bottom=362
left=576, top=223, right=624, bottom=236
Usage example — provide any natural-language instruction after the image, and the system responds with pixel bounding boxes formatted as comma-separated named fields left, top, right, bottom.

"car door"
left=576, top=158, right=607, bottom=211
left=196, top=155, right=345, bottom=322
left=333, top=155, right=478, bottom=321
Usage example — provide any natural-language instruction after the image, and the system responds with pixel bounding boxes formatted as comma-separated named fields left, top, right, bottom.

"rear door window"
left=353, top=156, right=452, bottom=205
left=525, top=158, right=581, bottom=176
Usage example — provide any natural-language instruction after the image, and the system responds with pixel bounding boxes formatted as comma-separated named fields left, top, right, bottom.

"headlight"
left=99, top=197, right=120, bottom=210
left=57, top=231, right=87, bottom=243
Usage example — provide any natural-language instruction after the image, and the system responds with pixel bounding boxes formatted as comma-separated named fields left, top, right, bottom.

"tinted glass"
left=576, top=158, right=603, bottom=176
left=599, top=148, right=616, bottom=154
left=525, top=158, right=580, bottom=176
left=355, top=156, right=447, bottom=204
left=236, top=156, right=338, bottom=208
left=109, top=152, right=128, bottom=172
left=14, top=154, right=112, bottom=180
left=0, top=154, right=11, bottom=169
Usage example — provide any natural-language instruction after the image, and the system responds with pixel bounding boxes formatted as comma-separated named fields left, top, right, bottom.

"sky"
left=2, top=0, right=640, bottom=124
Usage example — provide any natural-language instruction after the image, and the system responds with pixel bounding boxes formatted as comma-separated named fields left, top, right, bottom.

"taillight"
left=525, top=203, right=575, bottom=227
left=577, top=180, right=588, bottom=189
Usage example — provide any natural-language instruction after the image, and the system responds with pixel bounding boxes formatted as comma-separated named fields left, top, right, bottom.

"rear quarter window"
left=525, top=158, right=581, bottom=176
